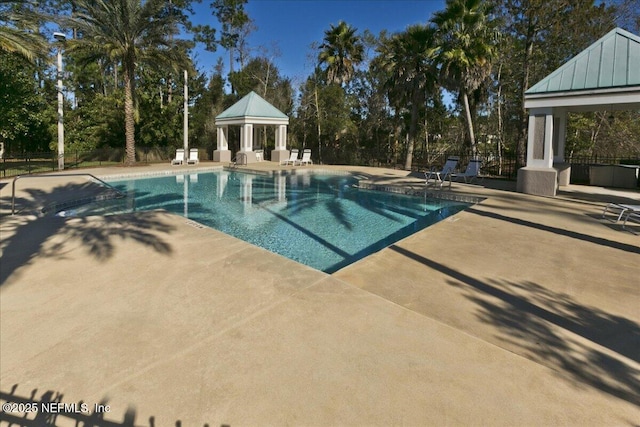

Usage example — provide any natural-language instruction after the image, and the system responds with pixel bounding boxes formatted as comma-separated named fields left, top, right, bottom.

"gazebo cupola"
left=518, top=27, right=640, bottom=196
left=213, top=91, right=290, bottom=164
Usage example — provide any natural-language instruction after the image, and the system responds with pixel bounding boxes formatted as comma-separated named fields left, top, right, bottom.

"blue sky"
left=189, top=0, right=446, bottom=85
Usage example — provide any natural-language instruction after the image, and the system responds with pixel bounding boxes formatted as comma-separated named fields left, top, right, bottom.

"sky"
left=189, top=0, right=446, bottom=86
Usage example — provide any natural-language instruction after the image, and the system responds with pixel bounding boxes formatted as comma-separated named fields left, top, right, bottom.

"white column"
left=518, top=107, right=558, bottom=196
left=213, top=125, right=231, bottom=162
left=216, top=126, right=228, bottom=150
left=241, top=123, right=253, bottom=151
left=526, top=107, right=554, bottom=168
left=553, top=109, right=567, bottom=163
left=276, top=125, right=287, bottom=149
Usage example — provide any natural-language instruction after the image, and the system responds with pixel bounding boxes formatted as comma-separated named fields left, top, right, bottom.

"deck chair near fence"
left=171, top=149, right=185, bottom=165
left=187, top=148, right=199, bottom=165
left=425, top=156, right=459, bottom=189
left=280, top=149, right=299, bottom=166
left=451, top=159, right=482, bottom=183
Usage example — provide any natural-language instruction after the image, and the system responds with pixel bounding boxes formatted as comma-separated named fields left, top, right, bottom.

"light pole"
left=183, top=69, right=188, bottom=153
left=54, top=32, right=66, bottom=170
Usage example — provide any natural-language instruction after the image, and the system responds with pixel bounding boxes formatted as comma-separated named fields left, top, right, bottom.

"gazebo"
left=518, top=27, right=640, bottom=196
left=213, top=91, right=290, bottom=164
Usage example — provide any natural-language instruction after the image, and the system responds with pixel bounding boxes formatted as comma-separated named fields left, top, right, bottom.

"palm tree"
left=374, top=25, right=438, bottom=170
left=66, top=0, right=187, bottom=166
left=318, top=21, right=364, bottom=85
left=431, top=0, right=497, bottom=156
left=0, top=0, right=47, bottom=62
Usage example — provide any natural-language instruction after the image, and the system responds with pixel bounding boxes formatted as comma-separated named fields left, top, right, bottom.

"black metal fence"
left=2, top=147, right=639, bottom=186
left=0, top=147, right=178, bottom=178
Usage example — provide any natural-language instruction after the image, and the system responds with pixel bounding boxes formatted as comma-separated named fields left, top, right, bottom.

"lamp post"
left=53, top=32, right=66, bottom=170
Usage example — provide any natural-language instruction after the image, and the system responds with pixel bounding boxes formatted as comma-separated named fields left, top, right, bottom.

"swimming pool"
left=109, top=171, right=470, bottom=273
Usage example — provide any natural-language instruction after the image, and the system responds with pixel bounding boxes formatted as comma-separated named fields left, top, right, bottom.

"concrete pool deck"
left=1, top=162, right=639, bottom=426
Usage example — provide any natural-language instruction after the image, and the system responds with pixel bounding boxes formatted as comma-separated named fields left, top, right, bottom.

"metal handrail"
left=11, top=173, right=125, bottom=215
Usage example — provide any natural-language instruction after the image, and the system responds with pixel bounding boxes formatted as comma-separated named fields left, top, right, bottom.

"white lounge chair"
left=425, top=156, right=459, bottom=189
left=187, top=148, right=199, bottom=165
left=280, top=149, right=299, bottom=166
left=601, top=203, right=640, bottom=222
left=171, top=149, right=185, bottom=165
left=296, top=149, right=313, bottom=166
left=451, top=159, right=482, bottom=183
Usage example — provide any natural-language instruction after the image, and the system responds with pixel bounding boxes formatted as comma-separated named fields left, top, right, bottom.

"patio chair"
left=280, top=149, right=299, bottom=166
left=171, top=149, right=185, bottom=165
left=187, top=148, right=199, bottom=165
left=425, top=156, right=459, bottom=189
left=451, top=159, right=482, bottom=183
left=601, top=203, right=640, bottom=222
left=296, top=149, right=313, bottom=166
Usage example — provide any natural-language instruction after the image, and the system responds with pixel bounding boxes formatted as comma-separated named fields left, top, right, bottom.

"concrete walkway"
left=1, top=163, right=639, bottom=426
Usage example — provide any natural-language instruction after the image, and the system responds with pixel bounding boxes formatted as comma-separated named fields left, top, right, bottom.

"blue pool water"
left=110, top=171, right=469, bottom=273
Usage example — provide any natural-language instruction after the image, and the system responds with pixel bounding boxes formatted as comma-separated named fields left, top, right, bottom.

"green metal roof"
left=526, top=27, right=640, bottom=95
left=216, top=91, right=288, bottom=120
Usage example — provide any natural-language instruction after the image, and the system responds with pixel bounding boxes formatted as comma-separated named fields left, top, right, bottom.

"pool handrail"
left=11, top=173, right=126, bottom=215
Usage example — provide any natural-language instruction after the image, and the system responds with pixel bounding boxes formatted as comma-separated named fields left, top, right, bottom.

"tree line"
left=1, top=0, right=639, bottom=170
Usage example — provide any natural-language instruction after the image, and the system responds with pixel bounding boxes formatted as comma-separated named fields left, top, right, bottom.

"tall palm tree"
left=318, top=21, right=364, bottom=85
left=374, top=25, right=438, bottom=170
left=66, top=0, right=186, bottom=165
left=0, top=0, right=47, bottom=62
left=431, top=0, right=497, bottom=156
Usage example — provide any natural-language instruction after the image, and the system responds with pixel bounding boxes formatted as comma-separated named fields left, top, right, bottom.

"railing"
left=11, top=173, right=126, bottom=215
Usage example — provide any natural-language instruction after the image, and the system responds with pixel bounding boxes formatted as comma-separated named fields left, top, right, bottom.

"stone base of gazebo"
left=271, top=149, right=289, bottom=164
left=555, top=163, right=571, bottom=186
left=237, top=150, right=259, bottom=164
left=214, top=150, right=231, bottom=163
left=517, top=167, right=558, bottom=197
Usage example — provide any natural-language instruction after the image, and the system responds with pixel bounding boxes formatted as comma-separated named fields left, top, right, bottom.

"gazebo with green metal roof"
left=214, top=91, right=290, bottom=164
left=518, top=27, right=640, bottom=196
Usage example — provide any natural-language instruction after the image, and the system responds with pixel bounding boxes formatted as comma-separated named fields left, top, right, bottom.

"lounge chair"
left=171, top=149, right=185, bottom=165
left=280, top=149, right=299, bottom=166
left=425, top=156, right=459, bottom=189
left=451, top=159, right=482, bottom=183
left=622, top=211, right=640, bottom=234
left=601, top=203, right=640, bottom=222
left=296, top=149, right=313, bottom=166
left=187, top=148, right=199, bottom=165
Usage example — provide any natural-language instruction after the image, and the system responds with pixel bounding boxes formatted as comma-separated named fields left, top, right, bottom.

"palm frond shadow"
left=389, top=245, right=640, bottom=407
left=0, top=384, right=214, bottom=427
left=1, top=183, right=176, bottom=286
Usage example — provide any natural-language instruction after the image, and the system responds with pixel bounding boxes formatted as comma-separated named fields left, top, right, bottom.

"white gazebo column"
left=239, top=123, right=258, bottom=163
left=213, top=125, right=231, bottom=162
left=517, top=107, right=558, bottom=196
left=271, top=124, right=289, bottom=163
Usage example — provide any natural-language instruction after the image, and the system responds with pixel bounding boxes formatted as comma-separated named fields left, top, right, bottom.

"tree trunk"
left=314, top=85, right=322, bottom=164
left=123, top=66, right=136, bottom=166
left=404, top=97, right=419, bottom=170
left=496, top=62, right=504, bottom=175
left=461, top=91, right=476, bottom=157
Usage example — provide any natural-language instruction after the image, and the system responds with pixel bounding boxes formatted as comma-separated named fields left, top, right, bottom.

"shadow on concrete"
left=0, top=384, right=218, bottom=427
left=465, top=207, right=640, bottom=254
left=0, top=183, right=175, bottom=286
left=389, top=244, right=640, bottom=407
